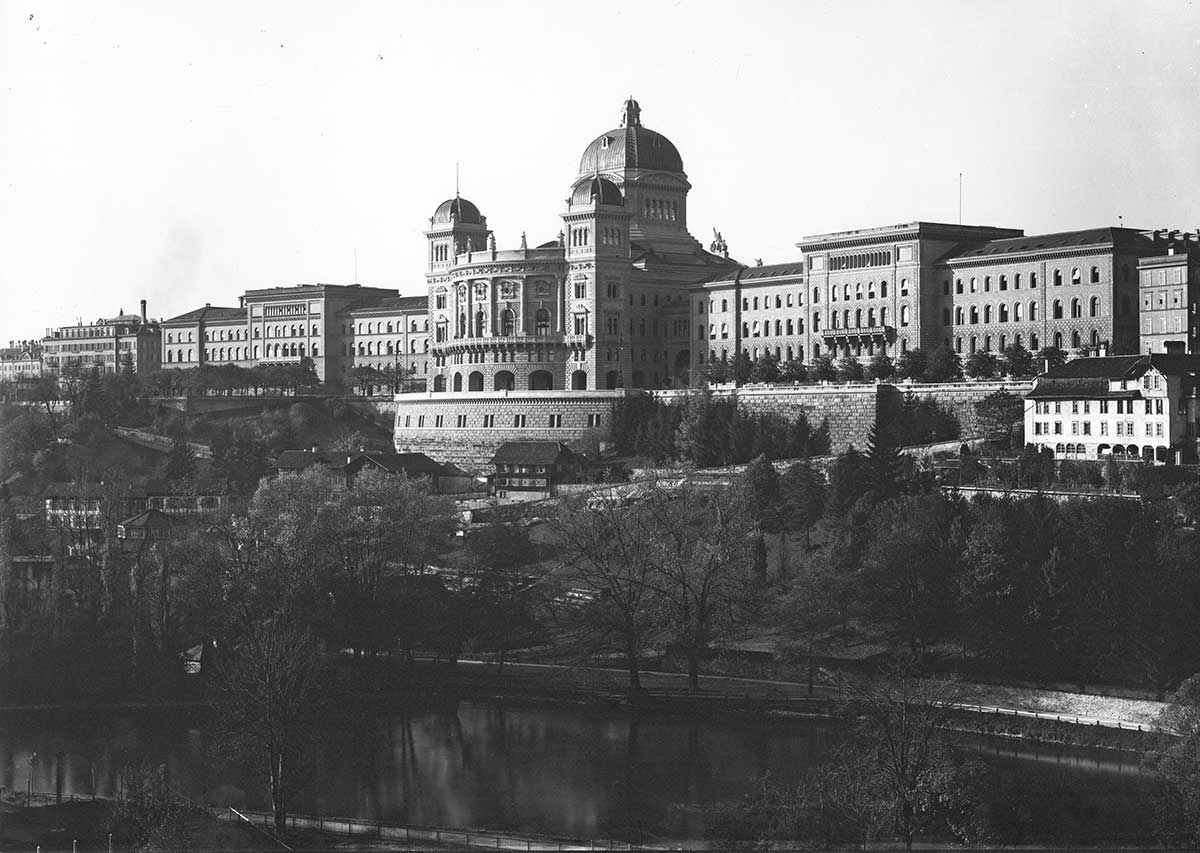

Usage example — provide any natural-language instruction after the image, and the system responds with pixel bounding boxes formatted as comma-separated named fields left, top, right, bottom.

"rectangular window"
left=1071, top=422, right=1079, bottom=435
left=1100, top=421, right=1108, bottom=436
left=1146, top=423, right=1154, bottom=437
left=1116, top=422, right=1124, bottom=436
left=1146, top=399, right=1154, bottom=415
left=1072, top=401, right=1079, bottom=414
left=456, top=414, right=467, bottom=428
left=548, top=414, right=563, bottom=428
left=513, top=414, right=526, bottom=427
left=1054, top=422, right=1063, bottom=434
left=435, top=415, right=444, bottom=428
left=418, top=415, right=425, bottom=428
left=1082, top=401, right=1090, bottom=414
left=1082, top=422, right=1091, bottom=435
left=587, top=413, right=601, bottom=428
left=1157, top=422, right=1164, bottom=437
left=1157, top=399, right=1164, bottom=414
left=1054, top=401, right=1061, bottom=414
left=483, top=414, right=496, bottom=428
left=1100, top=400, right=1109, bottom=414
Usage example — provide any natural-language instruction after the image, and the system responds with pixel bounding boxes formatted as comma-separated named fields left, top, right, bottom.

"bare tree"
left=642, top=482, right=755, bottom=692
left=211, top=619, right=327, bottom=834
left=552, top=493, right=664, bottom=698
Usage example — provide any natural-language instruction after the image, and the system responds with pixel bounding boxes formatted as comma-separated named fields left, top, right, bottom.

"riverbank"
left=416, top=658, right=1165, bottom=750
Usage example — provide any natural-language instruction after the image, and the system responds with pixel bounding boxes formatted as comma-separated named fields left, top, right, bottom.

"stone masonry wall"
left=393, top=390, right=629, bottom=474
left=392, top=381, right=1035, bottom=474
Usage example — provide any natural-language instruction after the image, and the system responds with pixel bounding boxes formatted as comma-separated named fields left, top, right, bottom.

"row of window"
left=401, top=412, right=602, bottom=429
left=164, top=342, right=321, bottom=363
left=1035, top=398, right=1166, bottom=415
left=348, top=339, right=429, bottom=356
left=1033, top=420, right=1164, bottom=437
left=943, top=296, right=1103, bottom=326
left=944, top=266, right=1101, bottom=296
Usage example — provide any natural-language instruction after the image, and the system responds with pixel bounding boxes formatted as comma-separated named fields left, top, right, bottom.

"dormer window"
left=600, top=136, right=610, bottom=149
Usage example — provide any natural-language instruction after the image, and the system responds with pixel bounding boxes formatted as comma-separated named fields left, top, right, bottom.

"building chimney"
left=140, top=299, right=147, bottom=322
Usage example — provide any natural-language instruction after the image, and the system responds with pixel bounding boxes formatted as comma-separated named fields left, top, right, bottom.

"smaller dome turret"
left=431, top=196, right=484, bottom=226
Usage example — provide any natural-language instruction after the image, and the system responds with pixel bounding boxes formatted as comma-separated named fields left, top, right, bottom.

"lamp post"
left=27, top=751, right=39, bottom=803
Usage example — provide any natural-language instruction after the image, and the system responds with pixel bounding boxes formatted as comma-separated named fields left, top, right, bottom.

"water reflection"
left=0, top=703, right=1153, bottom=842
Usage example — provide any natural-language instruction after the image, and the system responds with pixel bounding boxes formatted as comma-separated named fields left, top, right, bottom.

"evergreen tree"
left=895, top=348, right=928, bottom=381
left=732, top=351, right=753, bottom=385
left=1000, top=342, right=1034, bottom=377
left=162, top=439, right=197, bottom=481
left=811, top=354, right=838, bottom=382
left=836, top=356, right=865, bottom=382
left=827, top=446, right=868, bottom=515
left=924, top=346, right=963, bottom=382
left=750, top=350, right=781, bottom=383
left=865, top=353, right=895, bottom=381
left=865, top=420, right=903, bottom=501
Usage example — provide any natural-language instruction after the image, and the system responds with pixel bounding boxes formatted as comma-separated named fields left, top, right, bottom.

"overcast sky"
left=2, top=0, right=1198, bottom=346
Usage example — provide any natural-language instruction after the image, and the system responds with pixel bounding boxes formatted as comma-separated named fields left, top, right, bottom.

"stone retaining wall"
left=391, top=380, right=1036, bottom=473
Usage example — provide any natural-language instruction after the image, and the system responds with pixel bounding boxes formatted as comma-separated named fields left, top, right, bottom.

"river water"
left=0, top=702, right=1158, bottom=844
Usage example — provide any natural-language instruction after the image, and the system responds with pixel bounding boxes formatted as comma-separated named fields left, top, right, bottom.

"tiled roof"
left=276, top=450, right=445, bottom=477
left=162, top=305, right=245, bottom=325
left=1026, top=379, right=1141, bottom=400
left=491, top=441, right=577, bottom=465
left=1042, top=355, right=1147, bottom=379
left=948, top=227, right=1152, bottom=260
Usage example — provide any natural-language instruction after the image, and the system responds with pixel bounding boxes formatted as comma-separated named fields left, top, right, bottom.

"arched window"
left=1013, top=302, right=1022, bottom=322
left=984, top=305, right=992, bottom=323
left=970, top=306, right=979, bottom=324
left=1071, top=267, right=1082, bottom=285
left=856, top=283, right=863, bottom=300
left=1091, top=266, right=1100, bottom=284
left=955, top=278, right=963, bottom=294
left=1091, top=329, right=1099, bottom=346
left=999, top=334, right=1006, bottom=352
left=1030, top=301, right=1038, bottom=321
left=955, top=306, right=964, bottom=325
left=1089, top=296, right=1100, bottom=317
left=999, top=304, right=1009, bottom=322
left=855, top=309, right=862, bottom=328
left=474, top=311, right=485, bottom=337
left=457, top=313, right=467, bottom=337
left=494, top=370, right=515, bottom=391
left=1030, top=333, right=1039, bottom=351
left=843, top=284, right=850, bottom=301
left=528, top=370, right=553, bottom=390
left=1072, top=330, right=1081, bottom=348
left=899, top=305, right=909, bottom=326
left=468, top=371, right=484, bottom=391
left=1054, top=331, right=1063, bottom=349
left=881, top=307, right=888, bottom=326
left=1053, top=300, right=1063, bottom=319
left=500, top=309, right=515, bottom=336
left=571, top=370, right=587, bottom=390
left=410, top=340, right=418, bottom=353
left=535, top=309, right=550, bottom=336
left=433, top=375, right=445, bottom=392
left=842, top=309, right=850, bottom=329
left=453, top=372, right=463, bottom=392
left=1071, top=298, right=1081, bottom=319
left=1054, top=269, right=1063, bottom=286
left=867, top=308, right=876, bottom=326
left=812, top=313, right=821, bottom=332
left=882, top=280, right=889, bottom=298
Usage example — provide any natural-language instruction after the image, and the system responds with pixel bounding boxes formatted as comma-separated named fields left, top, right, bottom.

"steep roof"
left=491, top=441, right=578, bottom=465
left=1027, top=353, right=1200, bottom=398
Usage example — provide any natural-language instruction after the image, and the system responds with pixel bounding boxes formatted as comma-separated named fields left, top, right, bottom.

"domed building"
left=422, top=97, right=737, bottom=396
left=395, top=98, right=739, bottom=470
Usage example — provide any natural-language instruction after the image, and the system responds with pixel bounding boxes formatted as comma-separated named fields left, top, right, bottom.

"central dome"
left=578, top=98, right=684, bottom=176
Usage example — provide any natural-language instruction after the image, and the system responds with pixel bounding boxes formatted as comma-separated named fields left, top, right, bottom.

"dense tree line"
left=611, top=392, right=830, bottom=465
left=694, top=342, right=1061, bottom=388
